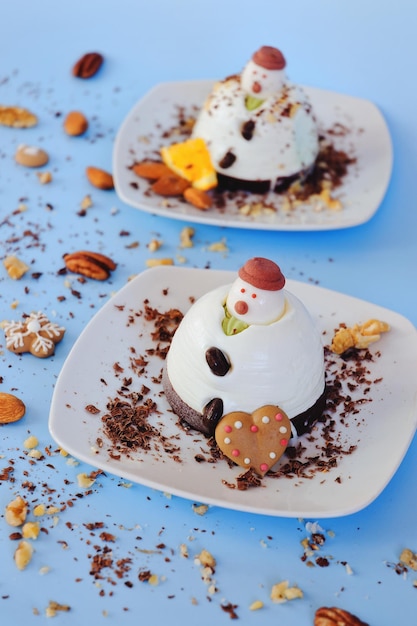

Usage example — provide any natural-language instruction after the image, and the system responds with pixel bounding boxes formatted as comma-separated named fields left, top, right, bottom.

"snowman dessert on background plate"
left=191, top=46, right=319, bottom=193
left=163, top=257, right=327, bottom=477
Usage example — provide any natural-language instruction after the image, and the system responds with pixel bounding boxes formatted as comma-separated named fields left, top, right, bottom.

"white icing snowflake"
left=4, top=311, right=65, bottom=356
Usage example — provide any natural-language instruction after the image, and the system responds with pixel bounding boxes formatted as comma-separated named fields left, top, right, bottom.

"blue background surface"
left=1, top=1, right=416, bottom=623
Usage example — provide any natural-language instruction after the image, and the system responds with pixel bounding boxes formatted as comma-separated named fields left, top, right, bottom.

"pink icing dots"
left=275, top=413, right=283, bottom=421
left=260, top=463, right=269, bottom=472
left=250, top=425, right=258, bottom=433
left=280, top=438, right=288, bottom=447
left=224, top=425, right=232, bottom=433
left=232, top=449, right=240, bottom=457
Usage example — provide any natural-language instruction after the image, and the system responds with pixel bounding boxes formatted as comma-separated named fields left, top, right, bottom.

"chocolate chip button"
left=241, top=120, right=255, bottom=140
left=202, top=398, right=224, bottom=434
left=218, top=151, right=236, bottom=169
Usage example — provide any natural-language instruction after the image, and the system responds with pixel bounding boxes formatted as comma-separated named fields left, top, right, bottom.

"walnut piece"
left=331, top=318, right=390, bottom=355
left=270, top=580, right=303, bottom=603
left=400, top=548, right=417, bottom=571
left=5, top=496, right=27, bottom=526
left=3, top=255, right=29, bottom=279
left=0, top=105, right=37, bottom=128
left=45, top=600, right=71, bottom=617
left=179, top=226, right=195, bottom=248
left=22, top=521, right=40, bottom=539
left=14, top=540, right=33, bottom=570
left=196, top=549, right=216, bottom=569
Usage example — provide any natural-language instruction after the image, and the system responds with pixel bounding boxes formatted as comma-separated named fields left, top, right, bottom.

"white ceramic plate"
left=49, top=267, right=417, bottom=518
left=113, top=80, right=392, bottom=231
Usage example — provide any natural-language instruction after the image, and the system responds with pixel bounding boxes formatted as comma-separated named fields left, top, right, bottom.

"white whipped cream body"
left=192, top=76, right=319, bottom=183
left=166, top=284, right=325, bottom=420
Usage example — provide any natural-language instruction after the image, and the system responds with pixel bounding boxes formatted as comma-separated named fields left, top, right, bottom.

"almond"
left=0, top=392, right=26, bottom=424
left=86, top=166, right=114, bottom=190
left=151, top=173, right=190, bottom=196
left=63, top=250, right=116, bottom=280
left=64, top=111, right=88, bottom=136
left=72, top=52, right=104, bottom=79
left=133, top=161, right=172, bottom=180
left=183, top=187, right=212, bottom=210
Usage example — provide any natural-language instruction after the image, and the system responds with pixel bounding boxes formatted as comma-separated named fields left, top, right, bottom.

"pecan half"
left=72, top=52, right=104, bottom=79
left=63, top=251, right=116, bottom=281
left=315, top=606, right=369, bottom=626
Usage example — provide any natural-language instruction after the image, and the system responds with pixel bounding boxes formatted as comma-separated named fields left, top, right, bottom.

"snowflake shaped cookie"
left=4, top=311, right=65, bottom=358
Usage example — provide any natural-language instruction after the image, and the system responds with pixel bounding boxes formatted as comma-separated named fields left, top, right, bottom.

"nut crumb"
left=207, top=238, right=228, bottom=253
left=5, top=495, right=28, bottom=526
left=3, top=255, right=29, bottom=279
left=33, top=504, right=46, bottom=517
left=45, top=600, right=71, bottom=617
left=22, top=521, right=40, bottom=540
left=180, top=543, right=189, bottom=558
left=37, top=170, right=52, bottom=184
left=148, top=238, right=163, bottom=252
left=80, top=194, right=93, bottom=210
left=145, top=258, right=174, bottom=267
left=195, top=549, right=216, bottom=569
left=179, top=226, right=195, bottom=248
left=24, top=435, right=39, bottom=449
left=148, top=574, right=159, bottom=586
left=192, top=504, right=208, bottom=516
left=270, top=580, right=303, bottom=603
left=76, top=472, right=96, bottom=488
left=249, top=600, right=264, bottom=610
left=14, top=540, right=33, bottom=570
left=400, top=548, right=417, bottom=571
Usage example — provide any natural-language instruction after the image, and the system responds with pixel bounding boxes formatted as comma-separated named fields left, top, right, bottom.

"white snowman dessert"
left=163, top=258, right=326, bottom=474
left=191, top=46, right=319, bottom=191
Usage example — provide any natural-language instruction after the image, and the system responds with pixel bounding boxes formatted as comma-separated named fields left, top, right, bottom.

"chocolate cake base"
left=163, top=365, right=327, bottom=438
left=215, top=165, right=314, bottom=195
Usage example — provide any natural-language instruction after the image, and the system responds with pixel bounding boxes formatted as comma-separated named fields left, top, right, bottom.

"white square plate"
left=113, top=80, right=392, bottom=231
left=49, top=267, right=417, bottom=517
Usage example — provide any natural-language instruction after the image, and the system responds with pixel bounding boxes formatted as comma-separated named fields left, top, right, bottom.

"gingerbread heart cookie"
left=215, top=405, right=291, bottom=476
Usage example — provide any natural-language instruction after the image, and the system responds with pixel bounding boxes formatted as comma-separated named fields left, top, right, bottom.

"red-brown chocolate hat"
left=238, top=257, right=286, bottom=291
left=252, top=46, right=286, bottom=70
